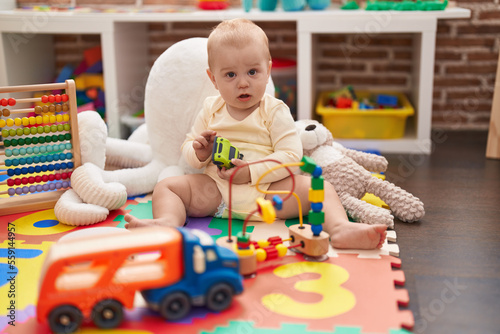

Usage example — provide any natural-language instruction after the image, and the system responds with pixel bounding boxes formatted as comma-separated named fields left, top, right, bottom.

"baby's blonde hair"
left=207, top=18, right=271, bottom=69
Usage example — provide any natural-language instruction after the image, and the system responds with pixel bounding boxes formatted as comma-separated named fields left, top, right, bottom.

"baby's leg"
left=125, top=174, right=222, bottom=228
left=267, top=175, right=386, bottom=250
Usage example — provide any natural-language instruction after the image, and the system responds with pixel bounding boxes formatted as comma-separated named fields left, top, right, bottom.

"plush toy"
left=55, top=37, right=275, bottom=226
left=295, top=119, right=425, bottom=228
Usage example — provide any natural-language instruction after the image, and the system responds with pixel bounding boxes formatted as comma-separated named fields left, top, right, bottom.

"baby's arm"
left=181, top=103, right=214, bottom=169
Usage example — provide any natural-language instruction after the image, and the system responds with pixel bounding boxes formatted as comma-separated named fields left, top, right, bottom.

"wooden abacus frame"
left=0, top=80, right=81, bottom=216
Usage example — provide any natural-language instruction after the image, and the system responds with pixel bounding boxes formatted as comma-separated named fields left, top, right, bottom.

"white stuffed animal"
left=295, top=119, right=425, bottom=228
left=55, top=37, right=275, bottom=225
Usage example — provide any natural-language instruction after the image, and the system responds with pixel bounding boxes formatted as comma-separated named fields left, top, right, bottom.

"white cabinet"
left=0, top=7, right=470, bottom=153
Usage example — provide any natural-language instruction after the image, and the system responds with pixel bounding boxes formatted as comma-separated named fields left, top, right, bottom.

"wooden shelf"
left=0, top=7, right=471, bottom=153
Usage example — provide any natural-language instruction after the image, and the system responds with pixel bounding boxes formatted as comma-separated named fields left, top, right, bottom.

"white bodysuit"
left=182, top=93, right=303, bottom=220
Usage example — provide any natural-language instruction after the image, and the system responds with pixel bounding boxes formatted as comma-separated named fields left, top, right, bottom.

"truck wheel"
left=48, top=305, right=83, bottom=334
left=206, top=283, right=233, bottom=312
left=91, top=299, right=124, bottom=329
left=159, top=292, right=191, bottom=321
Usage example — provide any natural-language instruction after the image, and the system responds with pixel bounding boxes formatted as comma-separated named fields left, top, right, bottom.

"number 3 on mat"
left=261, top=262, right=355, bottom=319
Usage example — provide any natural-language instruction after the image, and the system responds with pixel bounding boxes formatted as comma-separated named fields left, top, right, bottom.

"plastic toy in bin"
left=198, top=0, right=229, bottom=9
left=316, top=88, right=415, bottom=139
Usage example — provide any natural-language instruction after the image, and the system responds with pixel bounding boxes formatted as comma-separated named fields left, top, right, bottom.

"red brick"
left=433, top=101, right=492, bottom=113
left=372, top=63, right=412, bottom=72
left=436, top=37, right=496, bottom=47
left=282, top=35, right=297, bottom=44
left=318, top=63, right=366, bottom=71
left=437, top=22, right=451, bottom=35
left=323, top=49, right=389, bottom=59
left=478, top=11, right=500, bottom=20
left=171, top=22, right=219, bottom=30
left=367, top=36, right=413, bottom=47
left=54, top=35, right=79, bottom=43
left=447, top=90, right=493, bottom=100
left=259, top=22, right=296, bottom=30
left=341, top=76, right=407, bottom=86
left=487, top=77, right=497, bottom=86
left=435, top=51, right=463, bottom=61
left=317, top=75, right=337, bottom=84
left=446, top=64, right=499, bottom=74
left=433, top=77, right=482, bottom=86
left=270, top=48, right=297, bottom=59
left=456, top=25, right=500, bottom=35
left=148, top=23, right=167, bottom=32
left=81, top=35, right=101, bottom=43
left=467, top=52, right=500, bottom=61
left=455, top=0, right=494, bottom=3
left=471, top=115, right=493, bottom=127
left=393, top=51, right=412, bottom=60
left=150, top=34, right=195, bottom=43
left=318, top=35, right=349, bottom=44
left=432, top=112, right=468, bottom=128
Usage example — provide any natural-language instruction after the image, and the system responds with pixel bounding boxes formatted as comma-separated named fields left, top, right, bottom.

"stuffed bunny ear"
left=55, top=189, right=109, bottom=226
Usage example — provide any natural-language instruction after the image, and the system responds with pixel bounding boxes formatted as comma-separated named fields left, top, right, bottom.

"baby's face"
left=207, top=39, right=271, bottom=117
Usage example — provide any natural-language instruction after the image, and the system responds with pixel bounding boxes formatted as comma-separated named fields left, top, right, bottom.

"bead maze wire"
left=0, top=80, right=81, bottom=215
left=226, top=158, right=301, bottom=241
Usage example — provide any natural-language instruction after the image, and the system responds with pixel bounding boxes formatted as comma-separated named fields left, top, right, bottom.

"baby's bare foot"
left=124, top=214, right=178, bottom=229
left=330, top=223, right=387, bottom=250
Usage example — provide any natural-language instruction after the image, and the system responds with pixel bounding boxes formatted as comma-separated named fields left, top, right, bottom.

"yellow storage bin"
left=316, top=90, right=414, bottom=139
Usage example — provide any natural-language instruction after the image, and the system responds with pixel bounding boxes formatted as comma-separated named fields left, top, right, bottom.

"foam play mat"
left=0, top=194, right=414, bottom=334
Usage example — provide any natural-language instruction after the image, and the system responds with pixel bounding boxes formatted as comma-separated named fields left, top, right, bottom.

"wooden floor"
left=384, top=131, right=500, bottom=334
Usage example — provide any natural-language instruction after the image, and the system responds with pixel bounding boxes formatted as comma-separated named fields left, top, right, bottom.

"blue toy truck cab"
left=142, top=228, right=243, bottom=320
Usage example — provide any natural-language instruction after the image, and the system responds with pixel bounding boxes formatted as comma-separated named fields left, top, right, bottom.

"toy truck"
left=212, top=136, right=243, bottom=170
left=36, top=226, right=243, bottom=333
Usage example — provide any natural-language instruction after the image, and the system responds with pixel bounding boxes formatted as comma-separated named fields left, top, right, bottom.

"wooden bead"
left=288, top=224, right=329, bottom=257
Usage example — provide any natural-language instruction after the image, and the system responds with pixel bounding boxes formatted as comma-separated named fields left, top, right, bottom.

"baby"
left=125, top=18, right=386, bottom=250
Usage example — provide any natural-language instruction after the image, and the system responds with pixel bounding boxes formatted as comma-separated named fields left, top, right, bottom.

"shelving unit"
left=0, top=7, right=470, bottom=153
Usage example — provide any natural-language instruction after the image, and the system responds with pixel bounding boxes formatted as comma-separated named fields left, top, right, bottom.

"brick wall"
left=17, top=0, right=500, bottom=130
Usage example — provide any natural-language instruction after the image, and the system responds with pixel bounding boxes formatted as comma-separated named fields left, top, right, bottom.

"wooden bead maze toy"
left=218, top=154, right=330, bottom=276
left=0, top=80, right=81, bottom=215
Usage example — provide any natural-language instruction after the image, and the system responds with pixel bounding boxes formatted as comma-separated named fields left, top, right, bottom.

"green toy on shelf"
left=365, top=0, right=447, bottom=10
left=416, top=0, right=448, bottom=10
left=341, top=0, right=360, bottom=9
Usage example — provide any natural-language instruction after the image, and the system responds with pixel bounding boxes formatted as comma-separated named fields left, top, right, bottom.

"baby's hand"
left=217, top=159, right=251, bottom=184
left=193, top=130, right=217, bottom=162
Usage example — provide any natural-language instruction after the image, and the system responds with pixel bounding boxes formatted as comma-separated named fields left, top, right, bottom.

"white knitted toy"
left=295, top=119, right=425, bottom=228
left=55, top=37, right=275, bottom=225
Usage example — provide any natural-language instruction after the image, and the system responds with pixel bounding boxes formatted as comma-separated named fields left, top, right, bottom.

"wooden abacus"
left=0, top=80, right=81, bottom=216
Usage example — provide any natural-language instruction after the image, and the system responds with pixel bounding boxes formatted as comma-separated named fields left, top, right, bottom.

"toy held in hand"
left=211, top=136, right=244, bottom=170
